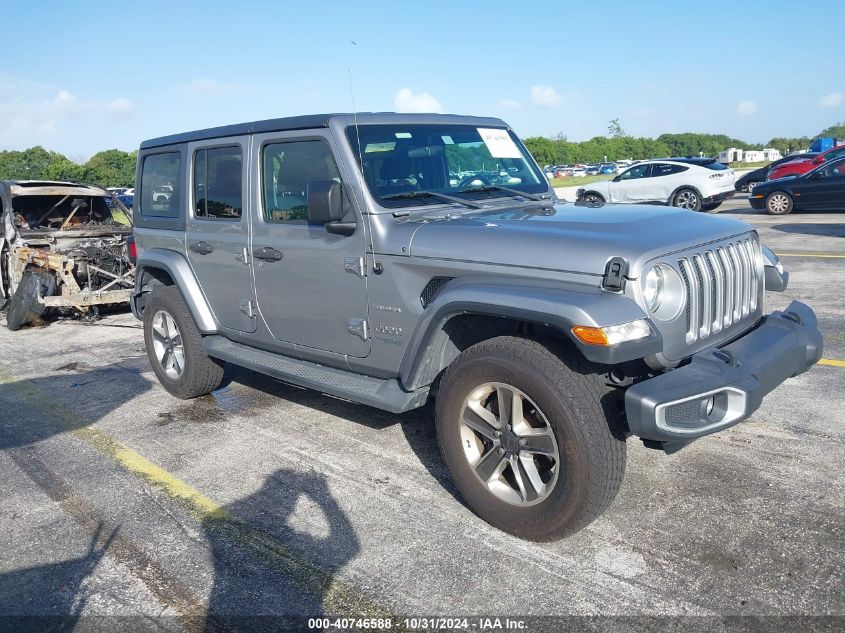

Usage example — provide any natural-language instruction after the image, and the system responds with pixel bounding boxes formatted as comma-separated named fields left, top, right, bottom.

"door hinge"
left=347, top=318, right=368, bottom=341
left=344, top=256, right=366, bottom=277
left=240, top=300, right=256, bottom=318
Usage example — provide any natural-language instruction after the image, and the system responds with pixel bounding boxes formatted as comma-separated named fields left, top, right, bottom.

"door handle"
left=189, top=241, right=213, bottom=255
left=253, top=246, right=283, bottom=262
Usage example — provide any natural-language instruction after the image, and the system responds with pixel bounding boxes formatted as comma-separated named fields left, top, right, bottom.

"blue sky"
left=2, top=0, right=843, bottom=157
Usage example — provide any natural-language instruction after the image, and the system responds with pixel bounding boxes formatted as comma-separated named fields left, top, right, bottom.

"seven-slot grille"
left=677, top=237, right=762, bottom=344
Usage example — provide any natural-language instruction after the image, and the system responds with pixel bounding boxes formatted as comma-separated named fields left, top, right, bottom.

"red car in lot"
left=768, top=144, right=845, bottom=180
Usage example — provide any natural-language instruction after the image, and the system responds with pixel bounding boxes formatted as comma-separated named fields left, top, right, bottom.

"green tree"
left=82, top=149, right=137, bottom=187
left=817, top=122, right=845, bottom=139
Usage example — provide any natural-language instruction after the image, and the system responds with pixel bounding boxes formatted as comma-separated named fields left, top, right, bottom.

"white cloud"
left=393, top=88, right=443, bottom=113
left=178, top=78, right=248, bottom=96
left=736, top=99, right=757, bottom=115
left=530, top=85, right=562, bottom=108
left=499, top=98, right=522, bottom=109
left=820, top=92, right=843, bottom=108
left=0, top=74, right=134, bottom=150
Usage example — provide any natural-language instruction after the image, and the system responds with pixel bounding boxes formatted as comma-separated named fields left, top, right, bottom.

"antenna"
left=347, top=65, right=378, bottom=271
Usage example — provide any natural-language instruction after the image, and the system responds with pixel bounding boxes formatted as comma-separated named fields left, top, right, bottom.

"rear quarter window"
left=140, top=152, right=181, bottom=218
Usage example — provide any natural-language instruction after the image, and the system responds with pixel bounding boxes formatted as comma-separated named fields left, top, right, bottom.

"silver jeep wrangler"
left=131, top=114, right=822, bottom=540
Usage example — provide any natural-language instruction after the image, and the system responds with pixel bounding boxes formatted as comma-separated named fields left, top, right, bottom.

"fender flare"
left=132, top=248, right=218, bottom=333
left=398, top=278, right=660, bottom=390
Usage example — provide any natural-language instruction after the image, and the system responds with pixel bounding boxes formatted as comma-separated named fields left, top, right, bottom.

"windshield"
left=346, top=124, right=547, bottom=208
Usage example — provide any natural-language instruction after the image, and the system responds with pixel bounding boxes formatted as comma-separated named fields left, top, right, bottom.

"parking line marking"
left=0, top=368, right=390, bottom=620
left=776, top=253, right=845, bottom=259
left=819, top=358, right=845, bottom=368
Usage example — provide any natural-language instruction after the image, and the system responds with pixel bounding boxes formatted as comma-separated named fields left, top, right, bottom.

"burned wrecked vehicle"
left=0, top=180, right=135, bottom=330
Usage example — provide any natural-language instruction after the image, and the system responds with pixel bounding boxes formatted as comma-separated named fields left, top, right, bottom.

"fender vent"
left=420, top=277, right=453, bottom=308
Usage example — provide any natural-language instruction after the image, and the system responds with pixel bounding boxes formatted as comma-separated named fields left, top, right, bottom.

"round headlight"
left=641, top=264, right=685, bottom=321
left=642, top=266, right=664, bottom=311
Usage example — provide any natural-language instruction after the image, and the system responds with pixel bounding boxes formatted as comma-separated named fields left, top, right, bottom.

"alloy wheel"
left=676, top=190, right=699, bottom=209
left=459, top=382, right=560, bottom=506
left=151, top=310, right=185, bottom=379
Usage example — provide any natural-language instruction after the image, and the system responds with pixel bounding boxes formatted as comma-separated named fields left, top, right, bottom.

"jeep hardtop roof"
left=139, top=112, right=509, bottom=150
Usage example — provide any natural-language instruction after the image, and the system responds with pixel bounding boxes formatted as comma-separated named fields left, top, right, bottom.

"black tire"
left=745, top=180, right=760, bottom=194
left=701, top=202, right=722, bottom=212
left=671, top=188, right=702, bottom=211
left=435, top=336, right=627, bottom=541
left=143, top=285, right=224, bottom=399
left=581, top=192, right=605, bottom=206
left=6, top=270, right=56, bottom=331
left=765, top=191, right=793, bottom=215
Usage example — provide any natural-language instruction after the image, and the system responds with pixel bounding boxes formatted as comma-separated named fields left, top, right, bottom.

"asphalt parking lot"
left=1, top=196, right=843, bottom=631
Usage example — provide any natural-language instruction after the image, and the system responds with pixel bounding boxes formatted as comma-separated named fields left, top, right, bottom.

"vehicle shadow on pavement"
left=0, top=523, right=117, bottom=630
left=771, top=222, right=845, bottom=237
left=222, top=367, right=465, bottom=505
left=202, top=467, right=361, bottom=632
left=0, top=360, right=151, bottom=451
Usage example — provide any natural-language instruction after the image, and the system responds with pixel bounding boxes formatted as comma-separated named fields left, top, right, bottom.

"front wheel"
left=672, top=188, right=702, bottom=211
left=765, top=191, right=793, bottom=215
left=5, top=270, right=56, bottom=331
left=435, top=336, right=627, bottom=541
left=143, top=286, right=224, bottom=399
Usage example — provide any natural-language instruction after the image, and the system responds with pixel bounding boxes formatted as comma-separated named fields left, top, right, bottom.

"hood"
left=407, top=203, right=753, bottom=278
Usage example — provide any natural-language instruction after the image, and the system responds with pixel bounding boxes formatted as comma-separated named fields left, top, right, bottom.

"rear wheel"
left=745, top=180, right=760, bottom=193
left=143, top=286, right=224, bottom=399
left=6, top=270, right=56, bottom=331
left=765, top=191, right=793, bottom=215
left=672, top=188, right=702, bottom=211
left=435, top=336, right=626, bottom=541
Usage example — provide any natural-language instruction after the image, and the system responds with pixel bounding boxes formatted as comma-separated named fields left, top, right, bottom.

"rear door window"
left=194, top=146, right=243, bottom=220
left=652, top=163, right=688, bottom=177
left=140, top=153, right=181, bottom=217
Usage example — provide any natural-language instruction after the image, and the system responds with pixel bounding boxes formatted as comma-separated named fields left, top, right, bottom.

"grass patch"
left=728, top=161, right=771, bottom=170
left=550, top=174, right=612, bottom=188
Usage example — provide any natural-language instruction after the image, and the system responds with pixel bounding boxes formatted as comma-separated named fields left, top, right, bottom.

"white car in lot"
left=576, top=158, right=736, bottom=211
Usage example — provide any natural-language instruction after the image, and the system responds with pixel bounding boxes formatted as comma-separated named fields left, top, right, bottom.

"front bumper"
left=624, top=301, right=822, bottom=452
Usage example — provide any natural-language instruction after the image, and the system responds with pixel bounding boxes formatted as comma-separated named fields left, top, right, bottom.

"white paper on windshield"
left=478, top=128, right=522, bottom=158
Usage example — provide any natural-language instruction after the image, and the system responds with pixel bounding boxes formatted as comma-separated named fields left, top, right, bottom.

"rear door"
left=651, top=163, right=689, bottom=202
left=185, top=137, right=257, bottom=333
left=249, top=130, right=370, bottom=358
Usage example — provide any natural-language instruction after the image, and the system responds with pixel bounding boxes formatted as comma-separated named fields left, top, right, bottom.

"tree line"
left=0, top=146, right=137, bottom=188
left=523, top=122, right=845, bottom=166
left=1, top=122, right=842, bottom=186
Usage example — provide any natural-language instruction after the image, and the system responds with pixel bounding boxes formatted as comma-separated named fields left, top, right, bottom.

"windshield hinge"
left=347, top=318, right=369, bottom=340
left=344, top=256, right=366, bottom=277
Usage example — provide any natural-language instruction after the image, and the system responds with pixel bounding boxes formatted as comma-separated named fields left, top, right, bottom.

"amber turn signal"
left=571, top=325, right=609, bottom=346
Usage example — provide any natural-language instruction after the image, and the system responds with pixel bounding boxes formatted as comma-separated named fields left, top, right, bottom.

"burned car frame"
left=0, top=180, right=135, bottom=330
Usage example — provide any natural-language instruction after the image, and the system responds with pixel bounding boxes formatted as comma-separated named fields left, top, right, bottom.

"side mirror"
left=307, top=180, right=357, bottom=236
left=307, top=180, right=344, bottom=223
left=612, top=176, right=621, bottom=182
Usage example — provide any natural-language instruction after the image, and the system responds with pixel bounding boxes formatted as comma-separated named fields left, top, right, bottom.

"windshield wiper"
left=383, top=190, right=482, bottom=209
left=459, top=184, right=544, bottom=202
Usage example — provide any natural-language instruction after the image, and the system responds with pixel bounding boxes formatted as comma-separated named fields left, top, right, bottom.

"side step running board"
left=202, top=336, right=428, bottom=414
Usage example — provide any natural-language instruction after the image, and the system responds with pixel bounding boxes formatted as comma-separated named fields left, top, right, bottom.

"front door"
left=799, top=159, right=845, bottom=211
left=609, top=163, right=653, bottom=202
left=185, top=137, right=256, bottom=333
left=250, top=131, right=370, bottom=358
